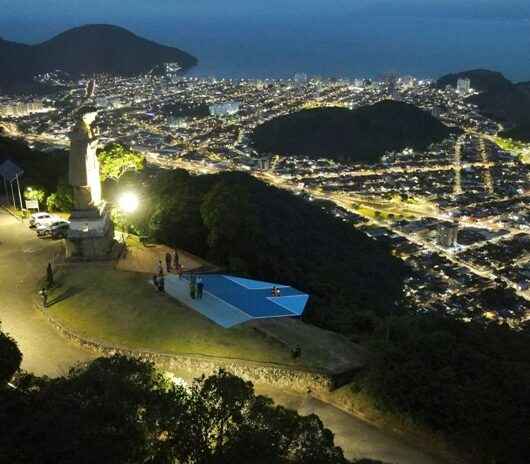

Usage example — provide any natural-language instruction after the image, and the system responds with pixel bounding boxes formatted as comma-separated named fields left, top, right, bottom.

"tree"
left=46, top=181, right=73, bottom=211
left=24, top=186, right=46, bottom=206
left=0, top=356, right=175, bottom=464
left=164, top=369, right=348, bottom=464
left=1, top=357, right=350, bottom=464
left=356, top=314, right=530, bottom=464
left=98, top=143, right=145, bottom=182
left=200, top=180, right=261, bottom=271
left=0, top=324, right=22, bottom=386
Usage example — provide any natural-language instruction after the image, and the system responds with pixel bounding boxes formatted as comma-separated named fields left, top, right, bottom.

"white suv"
left=29, top=212, right=52, bottom=228
left=30, top=213, right=60, bottom=229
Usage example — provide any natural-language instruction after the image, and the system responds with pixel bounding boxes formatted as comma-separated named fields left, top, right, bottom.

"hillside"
left=437, top=69, right=530, bottom=127
left=0, top=25, right=197, bottom=91
left=251, top=101, right=455, bottom=163
left=436, top=69, right=514, bottom=93
left=134, top=169, right=409, bottom=329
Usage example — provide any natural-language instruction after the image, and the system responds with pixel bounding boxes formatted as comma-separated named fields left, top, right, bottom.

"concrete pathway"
left=0, top=209, right=95, bottom=376
left=0, top=209, right=449, bottom=464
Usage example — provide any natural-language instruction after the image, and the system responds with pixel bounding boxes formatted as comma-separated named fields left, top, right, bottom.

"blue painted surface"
left=224, top=275, right=288, bottom=290
left=267, top=295, right=309, bottom=316
left=164, top=274, right=309, bottom=327
left=164, top=275, right=251, bottom=328
left=193, top=275, right=309, bottom=318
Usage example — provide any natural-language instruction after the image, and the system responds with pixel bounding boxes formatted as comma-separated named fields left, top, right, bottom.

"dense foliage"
left=251, top=101, right=455, bottom=163
left=0, top=355, right=350, bottom=464
left=140, top=170, right=408, bottom=329
left=354, top=314, right=530, bottom=464
left=97, top=143, right=145, bottom=182
left=0, top=323, right=22, bottom=386
left=46, top=181, right=74, bottom=211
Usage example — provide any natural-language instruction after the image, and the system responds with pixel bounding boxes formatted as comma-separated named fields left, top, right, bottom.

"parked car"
left=37, top=220, right=70, bottom=239
left=29, top=212, right=54, bottom=228
left=32, top=213, right=62, bottom=230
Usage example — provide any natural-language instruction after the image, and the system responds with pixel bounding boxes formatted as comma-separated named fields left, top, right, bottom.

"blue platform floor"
left=164, top=275, right=251, bottom=328
left=163, top=274, right=309, bottom=328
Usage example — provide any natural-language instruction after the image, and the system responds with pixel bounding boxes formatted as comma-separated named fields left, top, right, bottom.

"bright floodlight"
left=118, top=192, right=139, bottom=214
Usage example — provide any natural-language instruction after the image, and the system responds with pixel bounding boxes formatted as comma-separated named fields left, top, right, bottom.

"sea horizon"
left=1, top=14, right=529, bottom=82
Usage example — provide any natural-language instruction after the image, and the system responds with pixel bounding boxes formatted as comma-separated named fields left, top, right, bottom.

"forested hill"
left=0, top=25, right=197, bottom=91
left=142, top=169, right=409, bottom=328
left=437, top=69, right=515, bottom=93
left=251, top=101, right=455, bottom=164
left=437, top=69, right=530, bottom=128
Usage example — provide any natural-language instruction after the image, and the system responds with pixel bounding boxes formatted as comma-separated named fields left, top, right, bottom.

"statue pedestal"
left=65, top=205, right=115, bottom=260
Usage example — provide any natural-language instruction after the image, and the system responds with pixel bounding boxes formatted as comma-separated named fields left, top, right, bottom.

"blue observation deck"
left=164, top=274, right=309, bottom=328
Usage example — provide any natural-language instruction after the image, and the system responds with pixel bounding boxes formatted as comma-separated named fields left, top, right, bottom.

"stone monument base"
left=65, top=205, right=115, bottom=260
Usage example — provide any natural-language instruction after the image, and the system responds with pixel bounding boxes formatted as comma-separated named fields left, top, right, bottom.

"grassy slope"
left=47, top=264, right=333, bottom=370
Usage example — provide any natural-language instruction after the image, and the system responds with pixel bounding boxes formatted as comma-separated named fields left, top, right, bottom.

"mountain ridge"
left=0, top=24, right=197, bottom=91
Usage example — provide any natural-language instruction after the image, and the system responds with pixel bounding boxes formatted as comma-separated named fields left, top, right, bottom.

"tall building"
left=253, top=156, right=272, bottom=171
left=86, top=79, right=97, bottom=98
left=437, top=222, right=459, bottom=248
left=456, top=78, right=471, bottom=96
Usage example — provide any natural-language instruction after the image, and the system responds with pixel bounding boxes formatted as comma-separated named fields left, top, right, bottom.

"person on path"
left=153, top=274, right=158, bottom=288
left=177, top=264, right=183, bottom=279
left=158, top=275, right=165, bottom=293
left=157, top=260, right=164, bottom=277
left=39, top=287, right=48, bottom=308
left=46, top=262, right=54, bottom=288
left=197, top=276, right=204, bottom=299
left=165, top=252, right=172, bottom=273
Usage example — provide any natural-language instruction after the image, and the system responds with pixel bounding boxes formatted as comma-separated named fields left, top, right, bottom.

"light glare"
left=118, top=192, right=139, bottom=214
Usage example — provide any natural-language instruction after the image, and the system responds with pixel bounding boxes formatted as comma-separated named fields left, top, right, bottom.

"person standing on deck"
left=197, top=276, right=204, bottom=299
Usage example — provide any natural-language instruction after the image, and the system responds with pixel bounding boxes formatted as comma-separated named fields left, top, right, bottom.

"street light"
left=117, top=192, right=139, bottom=245
left=118, top=192, right=139, bottom=214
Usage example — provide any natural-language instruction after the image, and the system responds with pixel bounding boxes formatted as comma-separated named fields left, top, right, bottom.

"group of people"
left=153, top=250, right=183, bottom=293
left=271, top=286, right=281, bottom=297
left=165, top=251, right=183, bottom=278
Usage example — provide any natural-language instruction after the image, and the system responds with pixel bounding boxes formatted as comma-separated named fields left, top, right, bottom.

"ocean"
left=2, top=4, right=529, bottom=82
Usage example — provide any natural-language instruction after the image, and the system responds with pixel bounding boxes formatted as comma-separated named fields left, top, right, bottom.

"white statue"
left=69, top=107, right=102, bottom=209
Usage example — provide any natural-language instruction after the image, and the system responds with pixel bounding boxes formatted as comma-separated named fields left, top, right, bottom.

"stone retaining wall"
left=42, top=308, right=334, bottom=394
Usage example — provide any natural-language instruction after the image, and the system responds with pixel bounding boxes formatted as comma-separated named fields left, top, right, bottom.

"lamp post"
left=117, top=192, right=139, bottom=245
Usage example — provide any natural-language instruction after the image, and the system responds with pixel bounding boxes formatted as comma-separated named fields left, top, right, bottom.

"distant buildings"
left=209, top=101, right=240, bottom=116
left=294, top=73, right=308, bottom=85
left=253, top=156, right=272, bottom=171
left=0, top=101, right=50, bottom=117
left=438, top=222, right=459, bottom=248
left=168, top=116, right=188, bottom=129
left=456, top=78, right=471, bottom=96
